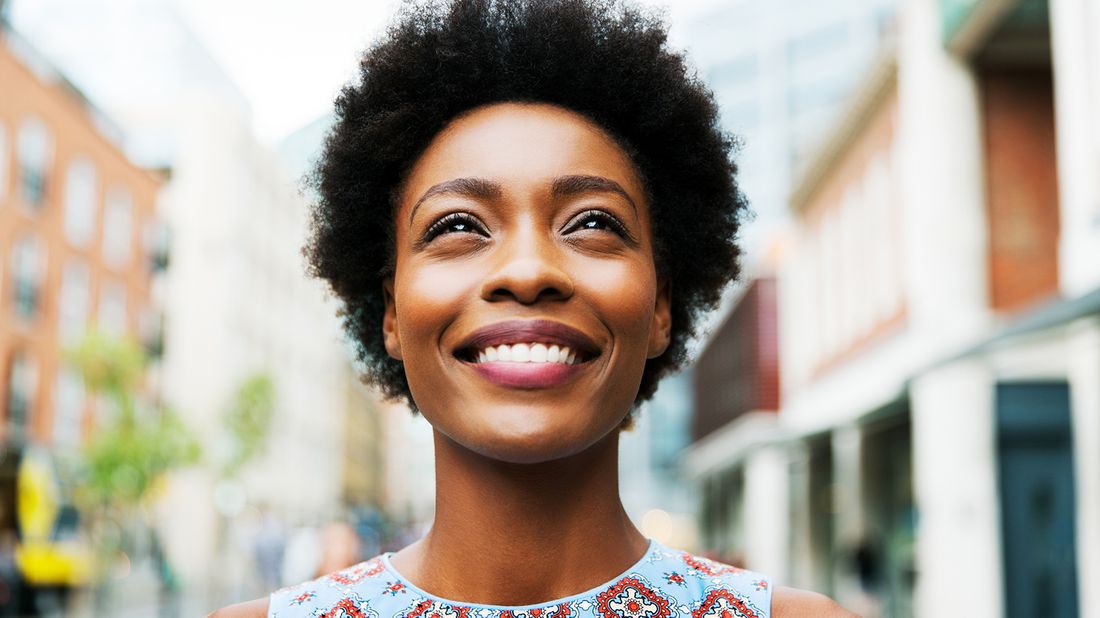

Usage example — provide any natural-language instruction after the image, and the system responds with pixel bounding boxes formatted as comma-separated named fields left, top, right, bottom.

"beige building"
left=688, top=0, right=1100, bottom=616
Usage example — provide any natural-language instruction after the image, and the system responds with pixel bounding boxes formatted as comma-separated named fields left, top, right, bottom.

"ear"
left=647, top=278, right=671, bottom=359
left=382, top=277, right=402, bottom=360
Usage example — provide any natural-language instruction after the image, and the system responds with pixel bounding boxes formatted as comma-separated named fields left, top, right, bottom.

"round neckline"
left=379, top=538, right=659, bottom=611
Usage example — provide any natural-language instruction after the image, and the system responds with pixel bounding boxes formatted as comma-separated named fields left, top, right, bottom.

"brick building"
left=0, top=28, right=161, bottom=449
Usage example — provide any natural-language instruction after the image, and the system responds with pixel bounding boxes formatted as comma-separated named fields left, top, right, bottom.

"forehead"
left=399, top=102, right=647, bottom=211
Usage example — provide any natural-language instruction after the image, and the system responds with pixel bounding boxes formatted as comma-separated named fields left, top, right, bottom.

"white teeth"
left=511, top=343, right=531, bottom=362
left=474, top=343, right=578, bottom=364
left=530, top=343, right=548, bottom=362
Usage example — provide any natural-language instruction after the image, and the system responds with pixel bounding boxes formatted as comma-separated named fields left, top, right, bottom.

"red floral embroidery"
left=320, top=597, right=370, bottom=618
left=406, top=599, right=472, bottom=618
left=596, top=578, right=671, bottom=618
left=681, top=554, right=744, bottom=577
left=292, top=590, right=317, bottom=606
left=690, top=589, right=759, bottom=618
left=501, top=603, right=571, bottom=618
left=329, top=558, right=385, bottom=585
left=663, top=572, right=686, bottom=587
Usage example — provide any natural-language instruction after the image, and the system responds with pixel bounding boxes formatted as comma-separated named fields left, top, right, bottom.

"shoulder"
left=206, top=597, right=269, bottom=618
left=771, top=587, right=856, bottom=618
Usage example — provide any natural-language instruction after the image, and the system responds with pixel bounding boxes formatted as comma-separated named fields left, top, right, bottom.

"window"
left=0, top=122, right=9, bottom=203
left=17, top=117, right=52, bottom=208
left=102, top=186, right=133, bottom=268
left=10, top=233, right=45, bottom=320
left=63, top=156, right=98, bottom=246
left=53, top=366, right=85, bottom=447
left=6, top=351, right=38, bottom=441
left=59, top=259, right=91, bottom=342
left=97, top=279, right=128, bottom=336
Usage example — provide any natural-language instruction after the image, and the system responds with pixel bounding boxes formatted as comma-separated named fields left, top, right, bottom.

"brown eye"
left=423, top=212, right=489, bottom=242
left=564, top=210, right=634, bottom=241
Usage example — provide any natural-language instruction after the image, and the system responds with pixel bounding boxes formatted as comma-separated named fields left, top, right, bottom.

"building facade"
left=0, top=27, right=161, bottom=449
left=690, top=0, right=1100, bottom=616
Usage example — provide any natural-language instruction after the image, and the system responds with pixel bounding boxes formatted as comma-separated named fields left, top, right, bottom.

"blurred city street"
left=1, top=0, right=1098, bottom=616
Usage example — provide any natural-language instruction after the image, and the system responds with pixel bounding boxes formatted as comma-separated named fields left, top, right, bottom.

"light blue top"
left=268, top=540, right=771, bottom=618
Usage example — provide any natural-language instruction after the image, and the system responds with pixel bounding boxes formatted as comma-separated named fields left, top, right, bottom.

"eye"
left=563, top=209, right=634, bottom=241
left=423, top=212, right=489, bottom=243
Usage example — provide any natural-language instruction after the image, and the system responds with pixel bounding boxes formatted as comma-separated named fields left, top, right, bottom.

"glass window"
left=0, top=122, right=9, bottom=204
left=17, top=117, right=52, bottom=208
left=97, top=279, right=128, bottom=336
left=53, top=366, right=85, bottom=447
left=63, top=156, right=98, bottom=247
left=10, top=233, right=45, bottom=320
left=102, top=186, right=134, bottom=268
left=59, top=259, right=91, bottom=342
left=6, top=351, right=38, bottom=441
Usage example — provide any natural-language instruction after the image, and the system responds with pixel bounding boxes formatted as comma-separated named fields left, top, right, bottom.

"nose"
left=480, top=229, right=574, bottom=305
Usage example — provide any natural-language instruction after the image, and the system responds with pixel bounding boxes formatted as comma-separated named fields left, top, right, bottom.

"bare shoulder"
left=771, top=586, right=857, bottom=618
left=206, top=596, right=269, bottom=618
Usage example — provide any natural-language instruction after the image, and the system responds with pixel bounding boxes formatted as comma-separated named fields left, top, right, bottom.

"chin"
left=444, top=402, right=623, bottom=465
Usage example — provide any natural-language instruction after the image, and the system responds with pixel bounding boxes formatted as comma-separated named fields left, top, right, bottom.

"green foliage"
left=67, top=331, right=200, bottom=510
left=221, top=373, right=276, bottom=477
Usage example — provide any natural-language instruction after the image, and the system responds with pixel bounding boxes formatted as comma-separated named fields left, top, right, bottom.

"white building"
left=689, top=0, right=1100, bottom=616
left=674, top=0, right=897, bottom=271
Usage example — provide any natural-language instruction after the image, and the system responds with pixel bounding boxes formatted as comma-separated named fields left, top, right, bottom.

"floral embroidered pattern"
left=330, top=559, right=385, bottom=586
left=291, top=590, right=316, bottom=606
left=596, top=578, right=671, bottom=618
left=680, top=554, right=743, bottom=578
left=405, top=599, right=473, bottom=618
left=500, top=603, right=572, bottom=618
left=690, top=589, right=760, bottom=618
left=269, top=542, right=770, bottom=617
left=319, top=597, right=371, bottom=618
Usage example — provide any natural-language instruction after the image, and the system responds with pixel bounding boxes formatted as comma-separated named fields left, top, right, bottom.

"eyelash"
left=420, top=209, right=633, bottom=244
left=564, top=209, right=632, bottom=240
left=422, top=212, right=489, bottom=243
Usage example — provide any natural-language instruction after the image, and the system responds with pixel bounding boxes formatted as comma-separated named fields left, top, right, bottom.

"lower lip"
left=465, top=361, right=585, bottom=389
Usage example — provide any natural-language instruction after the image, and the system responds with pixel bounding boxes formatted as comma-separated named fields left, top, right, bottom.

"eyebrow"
left=551, top=175, right=638, bottom=215
left=407, top=174, right=639, bottom=223
left=409, top=177, right=503, bottom=223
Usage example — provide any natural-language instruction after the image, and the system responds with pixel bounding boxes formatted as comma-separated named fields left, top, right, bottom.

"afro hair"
left=305, top=0, right=748, bottom=409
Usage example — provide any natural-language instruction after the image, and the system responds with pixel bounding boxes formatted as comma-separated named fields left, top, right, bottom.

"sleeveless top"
left=267, top=540, right=771, bottom=618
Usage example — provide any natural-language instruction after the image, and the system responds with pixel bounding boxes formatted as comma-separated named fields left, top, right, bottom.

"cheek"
left=579, top=258, right=657, bottom=343
left=394, top=259, right=480, bottom=349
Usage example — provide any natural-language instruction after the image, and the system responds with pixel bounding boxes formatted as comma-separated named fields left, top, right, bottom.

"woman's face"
left=384, top=102, right=670, bottom=464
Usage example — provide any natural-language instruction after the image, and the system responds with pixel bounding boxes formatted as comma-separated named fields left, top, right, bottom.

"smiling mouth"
left=453, top=319, right=601, bottom=368
left=459, top=342, right=585, bottom=365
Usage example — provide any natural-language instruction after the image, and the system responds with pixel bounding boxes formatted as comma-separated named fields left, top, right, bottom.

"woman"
left=215, top=1, right=851, bottom=616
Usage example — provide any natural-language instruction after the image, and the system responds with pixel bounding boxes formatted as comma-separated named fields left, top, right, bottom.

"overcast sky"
left=10, top=0, right=727, bottom=144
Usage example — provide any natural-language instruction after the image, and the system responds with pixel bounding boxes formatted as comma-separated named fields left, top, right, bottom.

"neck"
left=391, top=429, right=648, bottom=605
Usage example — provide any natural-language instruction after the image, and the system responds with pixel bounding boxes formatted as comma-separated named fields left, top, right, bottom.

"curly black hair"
left=305, top=0, right=747, bottom=409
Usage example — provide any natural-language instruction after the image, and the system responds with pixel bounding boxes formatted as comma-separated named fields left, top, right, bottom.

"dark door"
left=996, top=382, right=1078, bottom=618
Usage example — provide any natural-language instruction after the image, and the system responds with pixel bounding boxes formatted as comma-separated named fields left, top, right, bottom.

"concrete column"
left=910, top=359, right=1002, bottom=618
left=1068, top=317, right=1100, bottom=616
left=1049, top=0, right=1100, bottom=295
left=830, top=425, right=865, bottom=609
left=897, top=0, right=992, bottom=353
left=742, top=446, right=790, bottom=583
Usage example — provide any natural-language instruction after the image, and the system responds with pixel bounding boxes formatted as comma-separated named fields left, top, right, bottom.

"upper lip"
left=454, top=319, right=602, bottom=360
